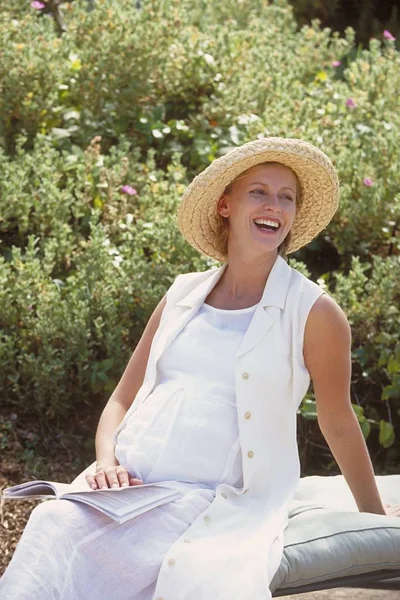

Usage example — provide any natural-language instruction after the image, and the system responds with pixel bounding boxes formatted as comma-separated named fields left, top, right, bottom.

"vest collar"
left=176, top=254, right=292, bottom=310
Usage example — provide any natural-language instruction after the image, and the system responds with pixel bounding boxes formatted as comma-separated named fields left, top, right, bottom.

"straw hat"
left=176, top=137, right=340, bottom=261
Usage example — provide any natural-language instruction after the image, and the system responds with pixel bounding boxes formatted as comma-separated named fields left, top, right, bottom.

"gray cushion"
left=270, top=474, right=400, bottom=592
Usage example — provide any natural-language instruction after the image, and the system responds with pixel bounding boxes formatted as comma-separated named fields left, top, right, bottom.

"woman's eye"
left=251, top=189, right=293, bottom=201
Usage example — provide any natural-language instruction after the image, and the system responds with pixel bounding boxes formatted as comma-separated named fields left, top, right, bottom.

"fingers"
left=86, top=466, right=143, bottom=490
left=94, top=469, right=109, bottom=490
left=384, top=504, right=400, bottom=517
left=116, top=466, right=135, bottom=488
left=129, top=477, right=144, bottom=486
left=85, top=474, right=98, bottom=490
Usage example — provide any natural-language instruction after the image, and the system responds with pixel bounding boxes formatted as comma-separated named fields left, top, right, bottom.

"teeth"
left=254, top=218, right=280, bottom=228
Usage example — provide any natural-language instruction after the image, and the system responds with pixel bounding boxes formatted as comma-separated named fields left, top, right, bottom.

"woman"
left=1, top=137, right=398, bottom=600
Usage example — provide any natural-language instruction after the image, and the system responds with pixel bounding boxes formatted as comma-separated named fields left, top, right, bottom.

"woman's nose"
left=262, top=194, right=281, bottom=210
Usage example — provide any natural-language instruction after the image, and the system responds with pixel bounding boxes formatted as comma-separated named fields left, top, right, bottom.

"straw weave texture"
left=177, top=137, right=340, bottom=261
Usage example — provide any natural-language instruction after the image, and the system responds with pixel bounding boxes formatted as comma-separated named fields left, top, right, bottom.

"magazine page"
left=0, top=481, right=70, bottom=526
left=63, top=485, right=182, bottom=523
left=2, top=480, right=73, bottom=499
left=1, top=479, right=183, bottom=524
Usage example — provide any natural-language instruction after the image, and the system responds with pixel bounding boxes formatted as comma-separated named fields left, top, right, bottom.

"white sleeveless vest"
left=110, top=254, right=325, bottom=599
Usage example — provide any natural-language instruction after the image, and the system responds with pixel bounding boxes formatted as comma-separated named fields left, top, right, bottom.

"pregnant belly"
left=115, top=382, right=240, bottom=486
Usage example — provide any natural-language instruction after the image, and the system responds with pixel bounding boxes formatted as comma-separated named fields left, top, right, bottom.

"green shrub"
left=0, top=0, right=399, bottom=463
left=0, top=132, right=210, bottom=420
left=333, top=255, right=400, bottom=448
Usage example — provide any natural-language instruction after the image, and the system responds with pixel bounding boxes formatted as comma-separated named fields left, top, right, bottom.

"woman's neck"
left=211, top=254, right=279, bottom=305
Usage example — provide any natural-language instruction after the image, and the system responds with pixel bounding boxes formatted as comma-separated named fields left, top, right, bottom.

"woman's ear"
left=217, top=194, right=230, bottom=218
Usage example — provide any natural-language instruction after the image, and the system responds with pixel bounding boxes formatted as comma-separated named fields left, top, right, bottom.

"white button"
left=247, top=450, right=254, bottom=458
left=242, top=372, right=249, bottom=379
left=168, top=558, right=176, bottom=565
left=221, top=492, right=227, bottom=499
left=183, top=538, right=192, bottom=543
left=204, top=515, right=211, bottom=522
left=244, top=411, right=251, bottom=419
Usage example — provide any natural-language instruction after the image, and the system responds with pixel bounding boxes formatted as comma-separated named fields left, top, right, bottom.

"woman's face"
left=217, top=162, right=298, bottom=257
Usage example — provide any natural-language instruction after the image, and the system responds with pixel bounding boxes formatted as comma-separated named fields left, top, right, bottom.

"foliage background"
left=0, top=0, right=399, bottom=485
left=289, top=0, right=399, bottom=45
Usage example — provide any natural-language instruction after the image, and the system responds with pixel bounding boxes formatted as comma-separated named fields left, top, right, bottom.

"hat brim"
left=177, top=137, right=340, bottom=261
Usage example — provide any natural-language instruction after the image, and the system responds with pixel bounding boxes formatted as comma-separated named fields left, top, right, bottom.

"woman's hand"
left=85, top=464, right=144, bottom=490
left=384, top=503, right=400, bottom=517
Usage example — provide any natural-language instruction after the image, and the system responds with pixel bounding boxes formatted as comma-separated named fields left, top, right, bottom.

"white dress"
left=0, top=300, right=258, bottom=600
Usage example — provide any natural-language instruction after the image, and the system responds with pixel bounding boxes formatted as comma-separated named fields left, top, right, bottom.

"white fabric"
left=0, top=302, right=258, bottom=600
left=128, top=256, right=325, bottom=600
left=1, top=255, right=325, bottom=600
left=115, top=302, right=258, bottom=490
left=0, top=493, right=214, bottom=600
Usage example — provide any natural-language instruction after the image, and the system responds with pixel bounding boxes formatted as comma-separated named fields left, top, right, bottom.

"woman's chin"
left=252, top=232, right=282, bottom=252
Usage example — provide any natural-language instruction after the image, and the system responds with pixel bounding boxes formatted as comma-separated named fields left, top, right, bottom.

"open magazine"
left=1, top=479, right=182, bottom=524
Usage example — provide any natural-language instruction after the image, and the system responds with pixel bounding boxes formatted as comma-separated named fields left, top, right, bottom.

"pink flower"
left=332, top=60, right=341, bottom=67
left=363, top=178, right=373, bottom=187
left=383, top=30, right=396, bottom=41
left=31, top=1, right=45, bottom=9
left=346, top=98, right=357, bottom=108
left=121, top=185, right=137, bottom=195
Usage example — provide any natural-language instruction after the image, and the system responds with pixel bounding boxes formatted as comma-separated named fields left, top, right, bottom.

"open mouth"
left=253, top=219, right=281, bottom=234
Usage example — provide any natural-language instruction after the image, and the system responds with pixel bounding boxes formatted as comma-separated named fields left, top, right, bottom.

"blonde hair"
left=216, top=162, right=301, bottom=260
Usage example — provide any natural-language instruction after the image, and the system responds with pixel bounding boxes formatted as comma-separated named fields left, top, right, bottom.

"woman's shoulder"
left=174, top=265, right=221, bottom=285
left=287, top=264, right=349, bottom=335
left=166, top=266, right=220, bottom=301
left=287, top=263, right=326, bottom=297
left=285, top=263, right=335, bottom=323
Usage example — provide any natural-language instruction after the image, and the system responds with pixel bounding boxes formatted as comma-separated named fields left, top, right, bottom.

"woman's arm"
left=88, top=293, right=168, bottom=489
left=303, top=293, right=386, bottom=515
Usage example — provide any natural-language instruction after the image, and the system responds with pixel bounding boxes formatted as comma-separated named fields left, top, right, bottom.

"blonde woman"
left=1, top=138, right=398, bottom=600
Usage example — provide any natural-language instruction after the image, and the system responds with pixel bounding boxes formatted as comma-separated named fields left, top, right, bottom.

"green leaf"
left=99, top=358, right=114, bottom=371
left=379, top=420, right=395, bottom=448
left=382, top=385, right=399, bottom=401
left=351, top=404, right=365, bottom=419
left=97, top=371, right=109, bottom=383
left=387, top=354, right=400, bottom=376
left=299, top=398, right=318, bottom=420
left=360, top=419, right=371, bottom=439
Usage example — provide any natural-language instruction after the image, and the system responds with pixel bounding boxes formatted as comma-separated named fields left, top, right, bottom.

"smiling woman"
left=3, top=137, right=397, bottom=600
left=177, top=138, right=339, bottom=265
left=216, top=161, right=301, bottom=260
